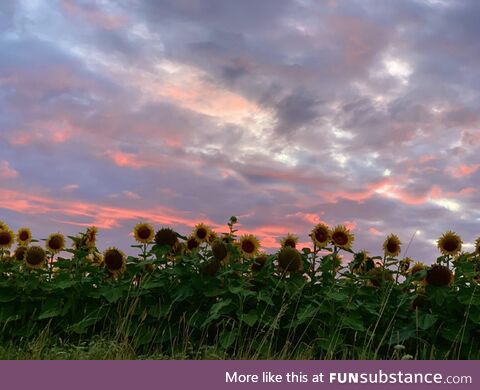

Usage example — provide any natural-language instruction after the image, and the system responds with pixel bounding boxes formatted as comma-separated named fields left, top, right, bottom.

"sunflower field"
left=1, top=217, right=480, bottom=359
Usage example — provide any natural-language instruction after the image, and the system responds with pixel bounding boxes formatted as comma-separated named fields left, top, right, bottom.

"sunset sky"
left=1, top=0, right=479, bottom=260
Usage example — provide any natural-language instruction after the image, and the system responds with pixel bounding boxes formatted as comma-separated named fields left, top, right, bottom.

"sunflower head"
left=383, top=234, right=402, bottom=257
left=86, top=251, right=103, bottom=265
left=0, top=228, right=15, bottom=250
left=103, top=247, right=126, bottom=277
left=154, top=227, right=178, bottom=248
left=14, top=246, right=28, bottom=262
left=25, top=246, right=47, bottom=269
left=367, top=267, right=394, bottom=287
left=203, top=259, right=221, bottom=277
left=310, top=223, right=331, bottom=248
left=46, top=233, right=65, bottom=254
left=252, top=253, right=269, bottom=271
left=16, top=227, right=32, bottom=246
left=331, top=225, right=354, bottom=250
left=171, top=241, right=186, bottom=257
left=186, top=236, right=200, bottom=251
left=0, top=220, right=8, bottom=231
left=280, top=233, right=299, bottom=249
left=437, top=231, right=462, bottom=256
left=211, top=239, right=229, bottom=263
left=192, top=223, right=210, bottom=243
left=350, top=250, right=371, bottom=273
left=133, top=222, right=155, bottom=244
left=207, top=230, right=218, bottom=244
left=277, top=247, right=303, bottom=273
left=399, top=257, right=412, bottom=274
left=85, top=226, right=98, bottom=249
left=426, top=264, right=453, bottom=287
left=239, top=234, right=260, bottom=259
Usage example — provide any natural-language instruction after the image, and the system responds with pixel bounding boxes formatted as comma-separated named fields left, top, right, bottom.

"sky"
left=0, top=0, right=479, bottom=261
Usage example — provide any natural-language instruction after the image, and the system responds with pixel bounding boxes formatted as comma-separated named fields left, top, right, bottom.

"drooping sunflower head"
left=25, top=246, right=47, bottom=269
left=85, top=226, right=98, bottom=249
left=437, top=231, right=462, bottom=256
left=399, top=257, right=413, bottom=274
left=310, top=223, right=331, bottom=248
left=186, top=236, right=200, bottom=251
left=367, top=267, right=394, bottom=287
left=331, top=225, right=354, bottom=250
left=46, top=233, right=65, bottom=254
left=192, top=223, right=210, bottom=243
left=426, top=264, right=453, bottom=287
left=103, top=247, right=126, bottom=277
left=86, top=251, right=103, bottom=265
left=383, top=234, right=402, bottom=257
left=350, top=250, right=371, bottom=274
left=252, top=253, right=269, bottom=272
left=277, top=247, right=303, bottom=273
left=14, top=246, right=28, bottom=262
left=211, top=239, right=229, bottom=263
left=16, top=227, right=32, bottom=246
left=133, top=222, right=155, bottom=244
left=280, top=233, right=299, bottom=249
left=0, top=228, right=15, bottom=249
left=154, top=227, right=178, bottom=248
left=239, top=234, right=260, bottom=259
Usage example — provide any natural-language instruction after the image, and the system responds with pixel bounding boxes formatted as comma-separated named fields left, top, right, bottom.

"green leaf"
left=240, top=310, right=258, bottom=327
left=0, top=288, right=16, bottom=303
left=220, top=329, right=238, bottom=349
left=417, top=313, right=438, bottom=330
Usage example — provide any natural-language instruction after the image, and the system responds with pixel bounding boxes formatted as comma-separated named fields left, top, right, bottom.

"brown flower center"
left=332, top=231, right=348, bottom=246
left=137, top=225, right=152, bottom=240
left=442, top=237, right=459, bottom=252
left=187, top=238, right=199, bottom=250
left=241, top=240, right=255, bottom=253
left=48, top=236, right=63, bottom=251
left=314, top=228, right=328, bottom=243
left=196, top=228, right=207, bottom=240
left=386, top=241, right=399, bottom=254
left=284, top=239, right=296, bottom=248
left=0, top=231, right=12, bottom=246
left=26, top=247, right=46, bottom=265
left=19, top=231, right=30, bottom=241
left=105, top=250, right=123, bottom=271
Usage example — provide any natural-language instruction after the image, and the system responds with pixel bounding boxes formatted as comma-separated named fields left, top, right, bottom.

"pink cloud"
left=61, top=0, right=128, bottom=30
left=0, top=161, right=18, bottom=179
left=105, top=151, right=152, bottom=169
left=449, top=164, right=480, bottom=178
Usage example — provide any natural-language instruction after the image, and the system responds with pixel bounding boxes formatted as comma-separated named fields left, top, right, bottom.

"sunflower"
left=154, top=227, right=178, bottom=248
left=350, top=250, right=370, bottom=274
left=86, top=251, right=103, bottom=265
left=409, top=261, right=426, bottom=276
left=399, top=257, right=412, bottom=273
left=103, top=247, right=126, bottom=277
left=16, top=227, right=32, bottom=246
left=239, top=234, right=260, bottom=259
left=475, top=237, right=480, bottom=256
left=383, top=234, right=401, bottom=257
left=46, top=233, right=65, bottom=254
left=207, top=230, right=218, bottom=244
left=367, top=267, right=394, bottom=287
left=310, top=223, right=331, bottom=248
left=211, top=239, right=229, bottom=263
left=85, top=226, right=98, bottom=249
left=426, top=264, right=453, bottom=287
left=186, top=236, right=200, bottom=251
left=0, top=220, right=7, bottom=230
left=331, top=225, right=354, bottom=250
left=277, top=247, right=303, bottom=273
left=14, top=246, right=28, bottom=262
left=192, top=223, right=210, bottom=243
left=0, top=228, right=14, bottom=249
left=25, top=246, right=47, bottom=269
left=280, top=233, right=299, bottom=249
left=133, top=222, right=155, bottom=244
left=252, top=253, right=269, bottom=271
left=437, top=231, right=462, bottom=256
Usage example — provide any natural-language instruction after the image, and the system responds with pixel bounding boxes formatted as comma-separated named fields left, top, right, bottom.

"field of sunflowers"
left=1, top=216, right=480, bottom=359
